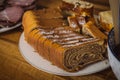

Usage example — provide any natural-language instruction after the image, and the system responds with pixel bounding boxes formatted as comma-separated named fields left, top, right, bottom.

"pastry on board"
left=22, top=6, right=107, bottom=72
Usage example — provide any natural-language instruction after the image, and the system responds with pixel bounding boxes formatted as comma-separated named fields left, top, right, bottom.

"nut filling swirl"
left=64, top=44, right=105, bottom=71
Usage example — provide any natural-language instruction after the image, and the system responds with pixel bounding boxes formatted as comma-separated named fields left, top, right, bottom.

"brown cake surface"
left=22, top=8, right=106, bottom=72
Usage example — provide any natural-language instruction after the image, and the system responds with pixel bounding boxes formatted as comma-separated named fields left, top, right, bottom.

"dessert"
left=82, top=21, right=107, bottom=39
left=22, top=7, right=107, bottom=72
left=99, top=11, right=113, bottom=32
left=67, top=15, right=81, bottom=32
left=61, top=0, right=96, bottom=33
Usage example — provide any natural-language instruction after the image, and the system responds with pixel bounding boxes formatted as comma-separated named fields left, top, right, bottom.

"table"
left=0, top=0, right=118, bottom=80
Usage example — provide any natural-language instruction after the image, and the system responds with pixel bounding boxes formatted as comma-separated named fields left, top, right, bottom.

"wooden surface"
left=0, top=0, right=118, bottom=80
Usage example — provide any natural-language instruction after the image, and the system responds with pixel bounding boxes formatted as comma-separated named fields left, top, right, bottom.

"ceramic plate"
left=19, top=33, right=110, bottom=76
left=0, top=22, right=21, bottom=33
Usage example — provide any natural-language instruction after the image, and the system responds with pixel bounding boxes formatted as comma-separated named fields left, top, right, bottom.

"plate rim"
left=19, top=32, right=110, bottom=76
left=0, top=22, right=21, bottom=33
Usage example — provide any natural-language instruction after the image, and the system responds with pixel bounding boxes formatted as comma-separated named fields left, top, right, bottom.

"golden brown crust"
left=67, top=16, right=81, bottom=32
left=99, top=11, right=113, bottom=32
left=22, top=10, right=39, bottom=41
left=82, top=21, right=107, bottom=40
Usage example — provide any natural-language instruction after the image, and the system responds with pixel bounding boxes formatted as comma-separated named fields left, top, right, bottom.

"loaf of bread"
left=99, top=11, right=113, bottom=32
left=22, top=8, right=106, bottom=72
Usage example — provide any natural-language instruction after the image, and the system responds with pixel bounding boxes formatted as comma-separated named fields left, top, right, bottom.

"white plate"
left=0, top=22, right=21, bottom=33
left=19, top=33, right=110, bottom=76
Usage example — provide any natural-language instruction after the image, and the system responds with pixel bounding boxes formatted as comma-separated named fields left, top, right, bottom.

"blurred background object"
left=86, top=0, right=109, bottom=6
left=37, top=0, right=110, bottom=13
left=0, top=0, right=36, bottom=28
left=0, top=0, right=5, bottom=11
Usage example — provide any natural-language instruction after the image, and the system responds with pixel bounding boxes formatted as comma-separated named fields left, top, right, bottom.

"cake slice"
left=82, top=21, right=107, bottom=39
left=67, top=15, right=81, bottom=32
left=99, top=11, right=113, bottom=32
left=22, top=9, right=106, bottom=72
left=67, top=15, right=96, bottom=33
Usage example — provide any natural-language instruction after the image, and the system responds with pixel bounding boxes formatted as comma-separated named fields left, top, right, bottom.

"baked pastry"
left=99, top=11, right=113, bottom=32
left=67, top=15, right=82, bottom=32
left=67, top=15, right=96, bottom=32
left=60, top=0, right=96, bottom=33
left=82, top=21, right=107, bottom=39
left=22, top=8, right=106, bottom=72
